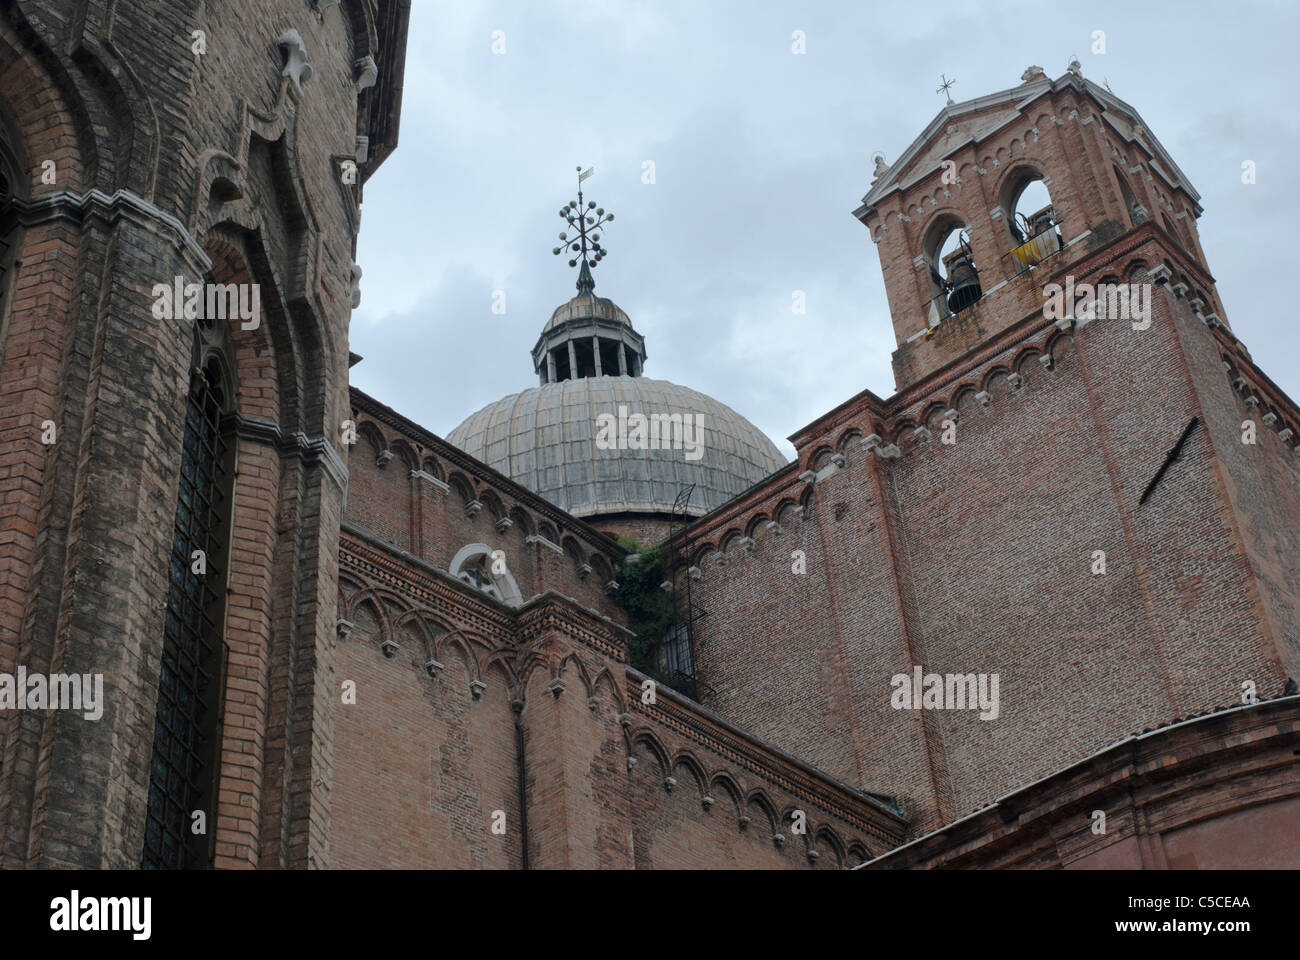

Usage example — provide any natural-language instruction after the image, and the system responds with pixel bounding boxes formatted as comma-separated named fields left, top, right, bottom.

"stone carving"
left=355, top=55, right=378, bottom=92
left=278, top=29, right=313, bottom=93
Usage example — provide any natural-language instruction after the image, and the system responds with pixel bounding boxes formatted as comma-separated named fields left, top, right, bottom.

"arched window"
left=1113, top=166, right=1144, bottom=225
left=1161, top=213, right=1183, bottom=249
left=922, top=216, right=982, bottom=323
left=0, top=127, right=25, bottom=373
left=449, top=542, right=523, bottom=606
left=1001, top=168, right=1061, bottom=271
left=458, top=554, right=504, bottom=602
left=142, top=350, right=234, bottom=869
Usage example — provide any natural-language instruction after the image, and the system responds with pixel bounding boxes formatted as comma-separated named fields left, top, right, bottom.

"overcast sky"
left=352, top=0, right=1299, bottom=461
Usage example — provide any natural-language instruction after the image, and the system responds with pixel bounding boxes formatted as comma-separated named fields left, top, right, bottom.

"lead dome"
left=447, top=268, right=785, bottom=537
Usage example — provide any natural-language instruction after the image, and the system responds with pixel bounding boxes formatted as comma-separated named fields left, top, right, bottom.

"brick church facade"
left=0, top=3, right=1296, bottom=869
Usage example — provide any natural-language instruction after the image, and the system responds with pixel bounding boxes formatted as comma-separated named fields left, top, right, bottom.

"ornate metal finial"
left=551, top=166, right=614, bottom=295
left=937, top=74, right=956, bottom=106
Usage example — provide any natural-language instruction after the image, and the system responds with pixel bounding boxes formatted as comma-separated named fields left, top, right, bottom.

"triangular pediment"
left=856, top=75, right=1200, bottom=219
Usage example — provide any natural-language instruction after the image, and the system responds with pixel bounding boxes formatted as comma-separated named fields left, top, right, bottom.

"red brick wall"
left=679, top=229, right=1297, bottom=836
left=332, top=528, right=901, bottom=868
left=346, top=391, right=626, bottom=622
left=331, top=602, right=521, bottom=869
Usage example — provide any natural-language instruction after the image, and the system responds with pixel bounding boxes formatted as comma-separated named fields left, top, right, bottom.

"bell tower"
left=855, top=63, right=1218, bottom=389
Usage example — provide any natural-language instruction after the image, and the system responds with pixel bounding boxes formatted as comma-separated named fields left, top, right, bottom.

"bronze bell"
left=945, top=251, right=982, bottom=313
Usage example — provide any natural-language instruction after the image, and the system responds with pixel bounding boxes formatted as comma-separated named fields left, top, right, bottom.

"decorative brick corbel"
left=465, top=499, right=483, bottom=519
left=1007, top=372, right=1023, bottom=390
left=469, top=679, right=487, bottom=700
left=772, top=832, right=786, bottom=846
left=876, top=444, right=901, bottom=459
left=1189, top=297, right=1206, bottom=313
left=1278, top=428, right=1294, bottom=443
left=337, top=618, right=355, bottom=642
left=1262, top=412, right=1278, bottom=426
left=913, top=426, right=931, bottom=443
left=380, top=637, right=399, bottom=658
left=1170, top=282, right=1189, bottom=298
left=765, top=521, right=782, bottom=536
left=424, top=658, right=444, bottom=679
left=548, top=677, right=567, bottom=698
left=577, top=562, right=592, bottom=580
left=664, top=777, right=677, bottom=793
left=604, top=580, right=620, bottom=596
left=688, top=565, right=702, bottom=580
left=495, top=516, right=513, bottom=534
left=739, top=536, right=756, bottom=553
left=1039, top=354, right=1054, bottom=371
left=702, top=796, right=715, bottom=811
left=798, top=469, right=817, bottom=485
left=627, top=756, right=637, bottom=771
left=1203, top=313, right=1222, bottom=328
left=975, top=390, right=992, bottom=407
left=376, top=449, right=394, bottom=469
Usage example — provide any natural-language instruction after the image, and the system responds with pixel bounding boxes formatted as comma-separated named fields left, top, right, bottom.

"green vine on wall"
left=612, top=536, right=678, bottom=676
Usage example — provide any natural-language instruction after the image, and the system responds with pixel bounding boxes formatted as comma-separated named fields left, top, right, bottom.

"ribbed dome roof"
left=446, top=376, right=786, bottom=519
left=543, top=292, right=631, bottom=333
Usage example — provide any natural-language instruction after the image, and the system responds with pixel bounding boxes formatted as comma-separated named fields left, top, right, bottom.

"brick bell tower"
left=828, top=61, right=1300, bottom=825
left=0, top=2, right=410, bottom=868
left=854, top=61, right=1220, bottom=390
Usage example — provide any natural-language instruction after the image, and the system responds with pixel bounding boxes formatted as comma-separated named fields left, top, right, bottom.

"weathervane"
left=552, top=165, right=614, bottom=294
left=937, top=74, right=956, bottom=105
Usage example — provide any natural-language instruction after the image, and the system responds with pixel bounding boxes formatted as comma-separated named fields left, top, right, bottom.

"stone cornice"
left=340, top=524, right=516, bottom=639
left=340, top=525, right=633, bottom=656
left=516, top=591, right=632, bottom=661
left=15, top=188, right=212, bottom=274
left=226, top=413, right=348, bottom=492
left=628, top=668, right=907, bottom=843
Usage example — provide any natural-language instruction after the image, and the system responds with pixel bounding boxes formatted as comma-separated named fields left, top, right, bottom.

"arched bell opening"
left=1113, top=166, right=1145, bottom=226
left=1001, top=168, right=1061, bottom=273
left=923, top=216, right=982, bottom=324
